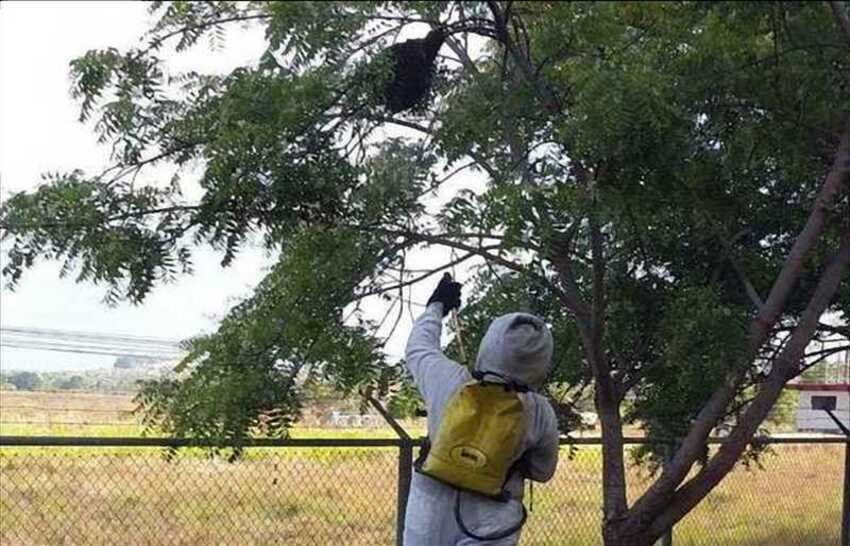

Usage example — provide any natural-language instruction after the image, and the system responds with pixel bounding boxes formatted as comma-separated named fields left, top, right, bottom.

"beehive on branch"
left=382, top=29, right=446, bottom=114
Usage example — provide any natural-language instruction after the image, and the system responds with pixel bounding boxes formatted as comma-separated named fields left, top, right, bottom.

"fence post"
left=820, top=407, right=850, bottom=546
left=843, top=438, right=849, bottom=546
left=364, top=394, right=413, bottom=546
left=397, top=439, right=413, bottom=546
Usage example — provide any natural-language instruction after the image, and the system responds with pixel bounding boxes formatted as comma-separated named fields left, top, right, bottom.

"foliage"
left=1, top=3, right=848, bottom=520
left=0, top=368, right=165, bottom=393
left=134, top=226, right=390, bottom=452
left=627, top=287, right=748, bottom=463
left=385, top=377, right=424, bottom=420
left=765, top=388, right=799, bottom=431
left=56, top=375, right=86, bottom=390
left=5, top=372, right=43, bottom=391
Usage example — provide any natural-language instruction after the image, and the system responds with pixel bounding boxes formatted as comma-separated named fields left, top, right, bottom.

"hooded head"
left=474, top=313, right=554, bottom=390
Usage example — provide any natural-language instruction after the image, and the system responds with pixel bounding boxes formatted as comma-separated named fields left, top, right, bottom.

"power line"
left=0, top=325, right=185, bottom=359
left=2, top=341, right=180, bottom=359
left=1, top=326, right=183, bottom=345
left=1, top=326, right=183, bottom=349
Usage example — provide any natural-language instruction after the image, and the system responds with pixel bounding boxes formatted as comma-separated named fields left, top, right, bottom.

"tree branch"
left=589, top=217, right=607, bottom=346
left=788, top=343, right=850, bottom=380
left=485, top=0, right=562, bottom=113
left=719, top=236, right=765, bottom=310
left=829, top=1, right=850, bottom=43
left=803, top=343, right=850, bottom=359
left=350, top=224, right=573, bottom=306
left=817, top=322, right=850, bottom=338
left=629, top=122, right=850, bottom=524
left=405, top=231, right=527, bottom=273
left=648, top=231, right=850, bottom=537
left=101, top=141, right=205, bottom=187
left=364, top=116, right=434, bottom=135
left=353, top=249, right=485, bottom=299
left=0, top=205, right=202, bottom=232
left=361, top=113, right=500, bottom=180
left=144, top=13, right=271, bottom=56
left=546, top=227, right=591, bottom=319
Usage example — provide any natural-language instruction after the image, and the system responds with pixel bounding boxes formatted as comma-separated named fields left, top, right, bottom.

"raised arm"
left=404, top=274, right=466, bottom=403
left=406, top=301, right=445, bottom=368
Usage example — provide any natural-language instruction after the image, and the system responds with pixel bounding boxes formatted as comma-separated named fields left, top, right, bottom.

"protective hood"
left=474, top=313, right=553, bottom=390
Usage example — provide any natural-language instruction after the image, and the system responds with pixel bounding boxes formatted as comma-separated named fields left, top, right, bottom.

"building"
left=788, top=383, right=849, bottom=433
left=788, top=345, right=849, bottom=434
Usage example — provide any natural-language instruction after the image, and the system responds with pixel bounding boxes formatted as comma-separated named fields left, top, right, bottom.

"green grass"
left=0, top=422, right=146, bottom=437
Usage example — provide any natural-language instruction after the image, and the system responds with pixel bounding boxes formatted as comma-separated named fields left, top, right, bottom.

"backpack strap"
left=413, top=436, right=431, bottom=472
left=470, top=369, right=530, bottom=393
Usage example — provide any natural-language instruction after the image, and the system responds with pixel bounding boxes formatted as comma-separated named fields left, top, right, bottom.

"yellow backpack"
left=415, top=372, right=527, bottom=500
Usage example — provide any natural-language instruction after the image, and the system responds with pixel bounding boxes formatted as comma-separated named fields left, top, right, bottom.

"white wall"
left=796, top=391, right=850, bottom=432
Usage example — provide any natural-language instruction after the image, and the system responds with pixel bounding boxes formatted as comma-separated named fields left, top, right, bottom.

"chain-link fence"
left=0, top=436, right=846, bottom=545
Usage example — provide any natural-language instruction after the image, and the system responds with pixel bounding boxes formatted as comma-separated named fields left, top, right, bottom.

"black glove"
left=427, top=273, right=462, bottom=316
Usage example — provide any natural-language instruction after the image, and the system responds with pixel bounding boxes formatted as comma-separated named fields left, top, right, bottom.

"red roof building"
left=787, top=348, right=849, bottom=433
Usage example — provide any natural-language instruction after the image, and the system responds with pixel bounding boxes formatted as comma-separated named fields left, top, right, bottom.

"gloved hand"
left=427, top=273, right=462, bottom=317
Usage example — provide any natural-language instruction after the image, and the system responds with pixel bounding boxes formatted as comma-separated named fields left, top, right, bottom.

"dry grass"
left=0, top=444, right=841, bottom=545
left=527, top=444, right=843, bottom=546
left=0, top=390, right=138, bottom=428
left=0, top=390, right=424, bottom=437
left=0, top=448, right=399, bottom=545
left=0, top=391, right=843, bottom=545
left=0, top=390, right=136, bottom=411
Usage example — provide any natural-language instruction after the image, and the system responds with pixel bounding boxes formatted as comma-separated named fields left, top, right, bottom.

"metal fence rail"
left=0, top=436, right=846, bottom=545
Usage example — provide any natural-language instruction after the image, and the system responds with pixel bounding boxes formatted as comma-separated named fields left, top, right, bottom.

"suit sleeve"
left=405, top=302, right=467, bottom=404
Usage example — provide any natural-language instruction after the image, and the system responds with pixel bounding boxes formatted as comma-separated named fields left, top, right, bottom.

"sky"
left=0, top=1, right=474, bottom=373
left=0, top=2, right=270, bottom=371
left=0, top=2, right=846, bottom=377
left=0, top=3, right=290, bottom=371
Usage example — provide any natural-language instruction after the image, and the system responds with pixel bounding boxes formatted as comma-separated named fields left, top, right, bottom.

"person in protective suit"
left=403, top=274, right=560, bottom=545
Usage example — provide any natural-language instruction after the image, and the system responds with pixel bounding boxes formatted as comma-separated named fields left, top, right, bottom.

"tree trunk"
left=602, top=520, right=657, bottom=546
left=598, top=402, right=628, bottom=526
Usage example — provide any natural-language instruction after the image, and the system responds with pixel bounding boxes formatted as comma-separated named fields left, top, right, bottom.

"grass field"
left=0, top=390, right=844, bottom=545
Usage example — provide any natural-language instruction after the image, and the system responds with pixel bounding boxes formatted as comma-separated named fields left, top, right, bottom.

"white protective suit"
left=403, top=302, right=560, bottom=546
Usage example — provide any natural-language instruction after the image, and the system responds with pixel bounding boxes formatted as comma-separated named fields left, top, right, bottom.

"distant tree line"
left=0, top=368, right=164, bottom=393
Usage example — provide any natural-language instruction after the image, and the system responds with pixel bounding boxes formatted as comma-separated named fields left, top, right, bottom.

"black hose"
left=454, top=490, right=527, bottom=542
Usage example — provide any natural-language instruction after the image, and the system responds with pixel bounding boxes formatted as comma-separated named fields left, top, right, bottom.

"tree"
left=113, top=356, right=155, bottom=370
left=1, top=2, right=849, bottom=544
left=58, top=375, right=86, bottom=390
left=7, top=371, right=43, bottom=391
left=0, top=372, right=16, bottom=390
